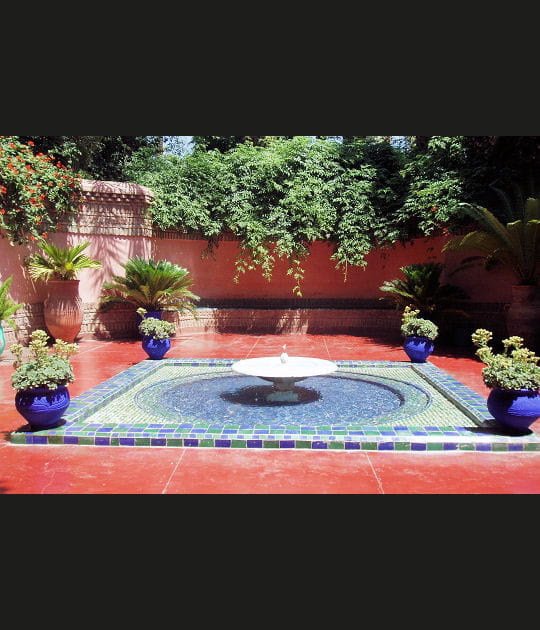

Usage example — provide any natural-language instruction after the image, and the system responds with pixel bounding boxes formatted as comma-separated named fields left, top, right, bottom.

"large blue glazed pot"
left=487, top=388, right=540, bottom=433
left=15, top=385, right=70, bottom=430
left=403, top=336, right=435, bottom=363
left=142, top=336, right=171, bottom=360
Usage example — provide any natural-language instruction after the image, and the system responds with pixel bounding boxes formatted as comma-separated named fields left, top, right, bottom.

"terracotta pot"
left=506, top=285, right=540, bottom=351
left=44, top=279, right=83, bottom=343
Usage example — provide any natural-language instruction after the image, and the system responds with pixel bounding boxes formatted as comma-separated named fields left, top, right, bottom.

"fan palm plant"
left=25, top=239, right=102, bottom=281
left=442, top=197, right=540, bottom=286
left=379, top=262, right=469, bottom=320
left=99, top=257, right=200, bottom=315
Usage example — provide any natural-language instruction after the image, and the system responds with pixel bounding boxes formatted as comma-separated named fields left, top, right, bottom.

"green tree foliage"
left=192, top=136, right=294, bottom=152
left=126, top=135, right=540, bottom=294
left=15, top=136, right=161, bottom=181
left=127, top=136, right=411, bottom=293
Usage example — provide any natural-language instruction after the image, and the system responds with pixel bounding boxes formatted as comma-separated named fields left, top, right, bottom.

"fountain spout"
left=280, top=345, right=289, bottom=364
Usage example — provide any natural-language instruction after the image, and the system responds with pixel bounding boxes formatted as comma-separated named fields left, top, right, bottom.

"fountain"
left=232, top=345, right=338, bottom=402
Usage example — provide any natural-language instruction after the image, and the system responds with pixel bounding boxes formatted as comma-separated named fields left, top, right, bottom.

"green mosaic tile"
left=231, top=440, right=246, bottom=448
left=361, top=442, right=378, bottom=450
left=199, top=439, right=215, bottom=448
left=329, top=442, right=345, bottom=450
left=263, top=441, right=280, bottom=449
left=395, top=442, right=411, bottom=451
left=427, top=443, right=444, bottom=451
left=295, top=441, right=312, bottom=449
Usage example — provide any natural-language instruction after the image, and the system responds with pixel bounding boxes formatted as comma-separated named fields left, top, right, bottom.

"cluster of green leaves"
left=0, top=136, right=81, bottom=245
left=400, top=306, right=439, bottom=341
left=25, top=239, right=102, bottom=281
left=472, top=328, right=540, bottom=390
left=10, top=329, right=78, bottom=391
left=379, top=262, right=469, bottom=317
left=443, top=195, right=540, bottom=286
left=138, top=316, right=176, bottom=340
left=0, top=276, right=23, bottom=329
left=100, top=257, right=200, bottom=313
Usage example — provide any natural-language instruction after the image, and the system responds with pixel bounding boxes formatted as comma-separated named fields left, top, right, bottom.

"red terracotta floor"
left=1, top=332, right=539, bottom=494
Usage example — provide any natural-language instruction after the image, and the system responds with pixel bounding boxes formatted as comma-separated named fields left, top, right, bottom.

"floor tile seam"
left=161, top=449, right=188, bottom=494
left=321, top=336, right=332, bottom=360
left=245, top=336, right=263, bottom=359
left=364, top=453, right=385, bottom=494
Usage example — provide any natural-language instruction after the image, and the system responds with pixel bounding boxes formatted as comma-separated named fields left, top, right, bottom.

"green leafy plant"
left=472, top=328, right=540, bottom=391
left=379, top=262, right=469, bottom=319
left=0, top=276, right=23, bottom=329
left=137, top=312, right=176, bottom=340
left=400, top=306, right=439, bottom=341
left=0, top=136, right=81, bottom=245
left=100, top=257, right=200, bottom=314
left=10, top=329, right=78, bottom=391
left=25, top=239, right=102, bottom=281
left=443, top=195, right=540, bottom=286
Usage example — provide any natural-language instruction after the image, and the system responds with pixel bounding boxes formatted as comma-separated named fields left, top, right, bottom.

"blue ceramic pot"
left=15, top=385, right=70, bottom=430
left=487, top=388, right=540, bottom=433
left=403, top=336, right=434, bottom=363
left=142, top=336, right=171, bottom=360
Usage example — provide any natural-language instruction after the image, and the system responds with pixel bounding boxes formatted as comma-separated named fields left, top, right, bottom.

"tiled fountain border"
left=9, top=359, right=540, bottom=452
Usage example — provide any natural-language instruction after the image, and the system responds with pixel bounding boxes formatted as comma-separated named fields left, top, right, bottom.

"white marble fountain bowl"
left=232, top=355, right=338, bottom=401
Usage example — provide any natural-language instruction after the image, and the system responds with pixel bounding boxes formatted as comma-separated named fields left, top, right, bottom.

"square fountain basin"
left=9, top=359, right=540, bottom=452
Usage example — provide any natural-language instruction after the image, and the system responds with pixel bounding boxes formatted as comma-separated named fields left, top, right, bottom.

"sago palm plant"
left=25, top=239, right=102, bottom=281
left=379, top=262, right=469, bottom=320
left=99, top=257, right=200, bottom=315
left=442, top=196, right=540, bottom=286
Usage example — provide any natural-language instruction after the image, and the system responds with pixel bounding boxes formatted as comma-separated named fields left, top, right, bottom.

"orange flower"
left=0, top=209, right=5, bottom=214
left=28, top=141, right=35, bottom=146
left=41, top=232, right=48, bottom=239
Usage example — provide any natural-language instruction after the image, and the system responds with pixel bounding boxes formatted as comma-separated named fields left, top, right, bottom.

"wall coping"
left=80, top=179, right=154, bottom=204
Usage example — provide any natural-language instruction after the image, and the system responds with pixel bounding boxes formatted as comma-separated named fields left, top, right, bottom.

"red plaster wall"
left=0, top=232, right=515, bottom=306
left=154, top=235, right=513, bottom=303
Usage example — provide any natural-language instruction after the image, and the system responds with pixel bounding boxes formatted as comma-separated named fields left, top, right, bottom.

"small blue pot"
left=15, top=385, right=70, bottom=431
left=403, top=336, right=435, bottom=363
left=487, top=388, right=540, bottom=433
left=142, top=336, right=171, bottom=360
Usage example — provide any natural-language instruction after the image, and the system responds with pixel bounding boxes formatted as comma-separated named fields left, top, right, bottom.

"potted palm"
left=471, top=328, right=540, bottom=433
left=400, top=306, right=439, bottom=363
left=443, top=194, right=540, bottom=349
left=99, top=257, right=200, bottom=322
left=11, top=329, right=78, bottom=430
left=379, top=262, right=470, bottom=344
left=137, top=309, right=176, bottom=359
left=0, top=276, right=23, bottom=356
left=25, top=239, right=102, bottom=343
